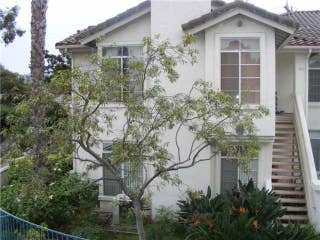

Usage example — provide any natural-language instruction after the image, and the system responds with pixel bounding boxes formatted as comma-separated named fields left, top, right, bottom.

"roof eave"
left=55, top=44, right=86, bottom=49
left=79, top=7, right=151, bottom=45
left=182, top=9, right=297, bottom=35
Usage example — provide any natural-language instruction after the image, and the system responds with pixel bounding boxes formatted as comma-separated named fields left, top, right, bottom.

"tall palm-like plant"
left=30, top=0, right=48, bottom=172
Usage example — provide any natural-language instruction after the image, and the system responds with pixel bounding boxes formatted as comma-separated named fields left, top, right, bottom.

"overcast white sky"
left=1, top=0, right=320, bottom=75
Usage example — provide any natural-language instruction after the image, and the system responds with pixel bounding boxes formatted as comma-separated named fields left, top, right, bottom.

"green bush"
left=177, top=180, right=320, bottom=240
left=177, top=186, right=226, bottom=234
left=0, top=156, right=98, bottom=232
left=145, top=207, right=183, bottom=240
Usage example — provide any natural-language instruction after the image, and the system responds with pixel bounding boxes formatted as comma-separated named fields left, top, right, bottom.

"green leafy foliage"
left=0, top=155, right=98, bottom=232
left=177, top=186, right=227, bottom=232
left=145, top=207, right=183, bottom=240
left=177, top=180, right=320, bottom=240
left=0, top=5, right=25, bottom=45
left=0, top=66, right=29, bottom=144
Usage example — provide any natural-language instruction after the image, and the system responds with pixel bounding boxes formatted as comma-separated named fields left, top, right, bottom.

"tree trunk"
left=133, top=199, right=146, bottom=240
left=30, top=0, right=48, bottom=172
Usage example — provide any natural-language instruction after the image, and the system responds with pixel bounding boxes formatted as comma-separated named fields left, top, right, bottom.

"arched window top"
left=309, top=53, right=320, bottom=69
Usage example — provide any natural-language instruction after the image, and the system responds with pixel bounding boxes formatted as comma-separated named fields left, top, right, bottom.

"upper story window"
left=309, top=53, right=320, bottom=102
left=220, top=38, right=260, bottom=104
left=102, top=46, right=143, bottom=102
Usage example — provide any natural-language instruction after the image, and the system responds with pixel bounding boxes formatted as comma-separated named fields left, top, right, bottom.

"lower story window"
left=310, top=131, right=320, bottom=179
left=102, top=142, right=143, bottom=196
left=221, top=153, right=258, bottom=194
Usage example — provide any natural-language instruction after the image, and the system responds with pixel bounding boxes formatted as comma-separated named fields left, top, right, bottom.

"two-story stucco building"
left=56, top=0, right=320, bottom=230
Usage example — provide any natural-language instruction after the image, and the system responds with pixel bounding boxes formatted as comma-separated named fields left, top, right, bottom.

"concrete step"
left=272, top=161, right=301, bottom=166
left=280, top=215, right=308, bottom=221
left=284, top=206, right=308, bottom=212
left=276, top=126, right=295, bottom=130
left=272, top=175, right=302, bottom=180
left=279, top=197, right=306, bottom=204
left=275, top=131, right=295, bottom=135
left=272, top=168, right=302, bottom=173
left=272, top=154, right=299, bottom=159
left=272, top=182, right=304, bottom=188
left=274, top=190, right=305, bottom=195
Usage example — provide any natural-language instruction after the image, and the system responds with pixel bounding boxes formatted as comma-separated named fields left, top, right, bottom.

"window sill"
left=98, top=195, right=116, bottom=201
left=241, top=104, right=262, bottom=110
left=308, top=102, right=320, bottom=108
left=101, top=103, right=127, bottom=109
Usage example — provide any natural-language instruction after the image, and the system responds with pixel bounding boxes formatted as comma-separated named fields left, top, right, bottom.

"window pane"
left=241, top=92, right=260, bottom=104
left=241, top=65, right=260, bottom=78
left=223, top=91, right=239, bottom=99
left=221, top=39, right=239, bottom=50
left=122, top=46, right=129, bottom=56
left=241, top=78, right=260, bottom=90
left=102, top=143, right=122, bottom=195
left=221, top=158, right=238, bottom=194
left=310, top=131, right=320, bottom=178
left=221, top=66, right=239, bottom=78
left=221, top=78, right=239, bottom=91
left=309, top=53, right=320, bottom=68
left=239, top=159, right=258, bottom=185
left=103, top=143, right=112, bottom=152
left=241, top=39, right=259, bottom=50
left=129, top=46, right=143, bottom=58
left=123, top=162, right=143, bottom=190
left=221, top=156, right=258, bottom=194
left=241, top=52, right=260, bottom=64
left=221, top=53, right=238, bottom=65
left=309, top=69, right=320, bottom=102
left=311, top=138, right=320, bottom=172
left=103, top=47, right=118, bottom=57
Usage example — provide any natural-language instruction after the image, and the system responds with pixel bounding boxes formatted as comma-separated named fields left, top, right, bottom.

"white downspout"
left=305, top=48, right=312, bottom=121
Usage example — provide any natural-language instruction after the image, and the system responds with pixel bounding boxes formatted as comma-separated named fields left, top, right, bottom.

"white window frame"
left=310, top=131, right=320, bottom=179
left=220, top=153, right=259, bottom=193
left=99, top=43, right=144, bottom=103
left=308, top=53, right=320, bottom=103
left=215, top=33, right=265, bottom=107
left=102, top=141, right=144, bottom=197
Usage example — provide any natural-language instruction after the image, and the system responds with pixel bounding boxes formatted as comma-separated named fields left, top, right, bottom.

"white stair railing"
left=294, top=95, right=320, bottom=231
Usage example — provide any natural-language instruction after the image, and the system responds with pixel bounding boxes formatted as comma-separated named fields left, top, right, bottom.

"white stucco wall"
left=68, top=1, right=316, bottom=218
left=150, top=0, right=212, bottom=212
left=98, top=13, right=151, bottom=47
left=206, top=15, right=276, bottom=137
left=276, top=53, right=294, bottom=113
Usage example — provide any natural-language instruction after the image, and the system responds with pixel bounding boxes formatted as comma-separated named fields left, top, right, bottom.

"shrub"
left=0, top=156, right=98, bottom=232
left=226, top=180, right=285, bottom=229
left=145, top=207, right=183, bottom=240
left=264, top=222, right=320, bottom=240
left=178, top=179, right=320, bottom=240
left=177, top=186, right=226, bottom=234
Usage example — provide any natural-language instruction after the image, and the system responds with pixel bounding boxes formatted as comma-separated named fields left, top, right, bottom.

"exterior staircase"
left=272, top=114, right=308, bottom=223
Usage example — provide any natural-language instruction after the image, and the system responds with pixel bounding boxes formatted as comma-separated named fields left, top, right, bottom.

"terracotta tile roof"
left=56, top=0, right=150, bottom=47
left=282, top=11, right=320, bottom=46
left=182, top=1, right=298, bottom=31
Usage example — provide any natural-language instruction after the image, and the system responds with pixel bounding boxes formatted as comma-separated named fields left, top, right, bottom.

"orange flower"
left=230, top=205, right=237, bottom=213
left=192, top=213, right=201, bottom=226
left=205, top=219, right=215, bottom=228
left=239, top=206, right=247, bottom=214
left=193, top=219, right=201, bottom=226
left=252, top=220, right=259, bottom=229
left=255, top=208, right=260, bottom=214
